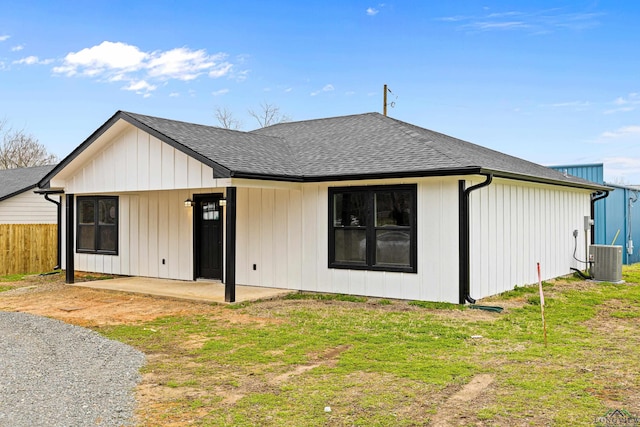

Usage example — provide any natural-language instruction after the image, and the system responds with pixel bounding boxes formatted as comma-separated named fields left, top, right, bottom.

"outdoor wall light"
left=184, top=198, right=194, bottom=207
left=219, top=199, right=227, bottom=207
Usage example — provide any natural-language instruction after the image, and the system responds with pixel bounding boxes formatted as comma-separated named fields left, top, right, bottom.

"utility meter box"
left=589, top=245, right=623, bottom=283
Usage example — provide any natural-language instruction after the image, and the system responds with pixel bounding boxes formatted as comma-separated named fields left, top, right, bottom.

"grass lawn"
left=97, top=266, right=640, bottom=426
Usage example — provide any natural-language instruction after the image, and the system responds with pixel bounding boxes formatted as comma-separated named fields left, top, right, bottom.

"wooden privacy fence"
left=0, top=224, right=57, bottom=276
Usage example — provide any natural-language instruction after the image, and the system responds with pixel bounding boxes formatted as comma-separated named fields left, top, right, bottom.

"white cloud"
left=438, top=8, right=602, bottom=34
left=0, top=35, right=10, bottom=42
left=604, top=106, right=635, bottom=115
left=212, top=88, right=229, bottom=96
left=311, top=84, right=335, bottom=96
left=600, top=125, right=640, bottom=139
left=52, top=41, right=235, bottom=96
left=147, top=48, right=228, bottom=81
left=123, top=79, right=157, bottom=94
left=366, top=7, right=379, bottom=16
left=284, top=87, right=292, bottom=93
left=547, top=100, right=591, bottom=108
left=54, top=41, right=148, bottom=76
left=169, top=92, right=180, bottom=97
left=11, top=45, right=24, bottom=52
left=604, top=93, right=640, bottom=114
left=602, top=156, right=640, bottom=184
left=12, top=55, right=53, bottom=66
left=13, top=56, right=39, bottom=65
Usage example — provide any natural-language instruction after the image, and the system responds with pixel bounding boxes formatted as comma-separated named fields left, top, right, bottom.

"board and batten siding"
left=303, top=177, right=459, bottom=302
left=61, top=189, right=196, bottom=280
left=468, top=178, right=592, bottom=300
left=234, top=177, right=461, bottom=303
left=51, top=125, right=221, bottom=194
left=235, top=186, right=303, bottom=289
left=0, top=191, right=58, bottom=224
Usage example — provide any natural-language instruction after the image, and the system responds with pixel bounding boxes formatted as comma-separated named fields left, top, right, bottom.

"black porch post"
left=65, top=194, right=75, bottom=284
left=225, top=187, right=237, bottom=302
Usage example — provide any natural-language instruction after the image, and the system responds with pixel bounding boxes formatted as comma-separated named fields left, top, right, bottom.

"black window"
left=329, top=185, right=417, bottom=273
left=77, top=196, right=118, bottom=255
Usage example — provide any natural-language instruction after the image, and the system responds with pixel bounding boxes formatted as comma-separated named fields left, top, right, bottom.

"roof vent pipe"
left=459, top=174, right=493, bottom=305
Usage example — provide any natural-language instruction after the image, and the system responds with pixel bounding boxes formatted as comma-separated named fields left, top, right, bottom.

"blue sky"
left=1, top=1, right=639, bottom=183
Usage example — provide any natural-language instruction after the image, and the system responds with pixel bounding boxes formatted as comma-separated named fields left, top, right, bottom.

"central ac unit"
left=589, top=245, right=623, bottom=283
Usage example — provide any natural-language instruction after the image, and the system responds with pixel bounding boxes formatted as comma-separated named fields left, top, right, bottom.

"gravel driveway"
left=0, top=312, right=145, bottom=426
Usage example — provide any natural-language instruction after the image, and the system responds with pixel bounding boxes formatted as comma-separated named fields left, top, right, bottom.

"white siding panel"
left=59, top=126, right=218, bottom=194
left=114, top=138, right=127, bottom=193
left=235, top=188, right=250, bottom=284
left=201, top=165, right=216, bottom=188
left=187, top=157, right=203, bottom=188
left=274, top=190, right=289, bottom=287
left=175, top=151, right=189, bottom=189
left=137, top=131, right=150, bottom=190
left=234, top=187, right=303, bottom=290
left=148, top=192, right=159, bottom=277
left=129, top=195, right=139, bottom=276
left=248, top=188, right=262, bottom=285
left=287, top=190, right=302, bottom=289
left=125, top=129, right=138, bottom=191
left=168, top=192, right=179, bottom=278
left=314, top=186, right=331, bottom=294
left=103, top=142, right=115, bottom=192
left=138, top=195, right=149, bottom=277
left=161, top=143, right=174, bottom=189
left=0, top=191, right=58, bottom=224
left=149, top=137, right=163, bottom=190
left=158, top=191, right=169, bottom=278
left=469, top=179, right=591, bottom=300
left=301, top=186, right=319, bottom=292
left=260, top=189, right=275, bottom=286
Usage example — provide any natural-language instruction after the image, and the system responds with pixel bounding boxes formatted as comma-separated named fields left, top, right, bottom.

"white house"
left=38, top=111, right=609, bottom=303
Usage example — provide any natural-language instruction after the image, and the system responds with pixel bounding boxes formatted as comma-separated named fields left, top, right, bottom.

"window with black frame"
left=77, top=196, right=118, bottom=254
left=329, top=185, right=416, bottom=272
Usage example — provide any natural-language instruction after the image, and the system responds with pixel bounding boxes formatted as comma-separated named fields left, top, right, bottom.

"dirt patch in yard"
left=0, top=272, right=283, bottom=327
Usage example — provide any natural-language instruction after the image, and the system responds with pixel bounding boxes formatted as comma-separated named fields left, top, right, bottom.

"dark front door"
left=195, top=195, right=223, bottom=279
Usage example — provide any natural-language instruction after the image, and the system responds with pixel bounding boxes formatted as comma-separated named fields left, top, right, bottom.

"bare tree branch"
left=0, top=121, right=58, bottom=169
left=247, top=102, right=291, bottom=128
left=214, top=106, right=242, bottom=130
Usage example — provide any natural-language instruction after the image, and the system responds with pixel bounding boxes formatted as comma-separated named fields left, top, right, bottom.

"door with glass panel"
left=195, top=195, right=223, bottom=279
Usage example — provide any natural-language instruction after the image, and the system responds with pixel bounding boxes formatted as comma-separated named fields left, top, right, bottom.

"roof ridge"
left=373, top=114, right=468, bottom=167
left=255, top=112, right=380, bottom=131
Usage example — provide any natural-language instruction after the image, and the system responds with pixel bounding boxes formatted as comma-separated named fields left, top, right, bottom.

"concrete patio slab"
left=70, top=277, right=296, bottom=304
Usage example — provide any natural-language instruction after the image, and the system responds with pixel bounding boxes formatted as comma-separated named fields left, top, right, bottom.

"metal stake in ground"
left=537, top=262, right=547, bottom=347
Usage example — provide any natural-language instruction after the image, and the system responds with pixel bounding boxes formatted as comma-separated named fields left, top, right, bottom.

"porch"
left=69, top=276, right=295, bottom=304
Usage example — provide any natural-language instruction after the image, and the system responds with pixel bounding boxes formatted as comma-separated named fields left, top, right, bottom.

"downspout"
left=590, top=190, right=609, bottom=245
left=459, top=174, right=493, bottom=305
left=43, top=193, right=62, bottom=270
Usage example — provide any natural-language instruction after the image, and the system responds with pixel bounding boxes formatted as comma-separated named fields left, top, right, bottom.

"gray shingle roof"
left=253, top=112, right=602, bottom=188
left=0, top=165, right=56, bottom=201
left=122, top=112, right=302, bottom=178
left=41, top=110, right=607, bottom=191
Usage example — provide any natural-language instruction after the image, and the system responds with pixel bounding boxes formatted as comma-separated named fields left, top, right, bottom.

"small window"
left=77, top=196, right=118, bottom=255
left=329, top=185, right=417, bottom=273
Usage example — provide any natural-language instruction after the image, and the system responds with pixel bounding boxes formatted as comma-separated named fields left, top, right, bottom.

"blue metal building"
left=550, top=163, right=639, bottom=264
